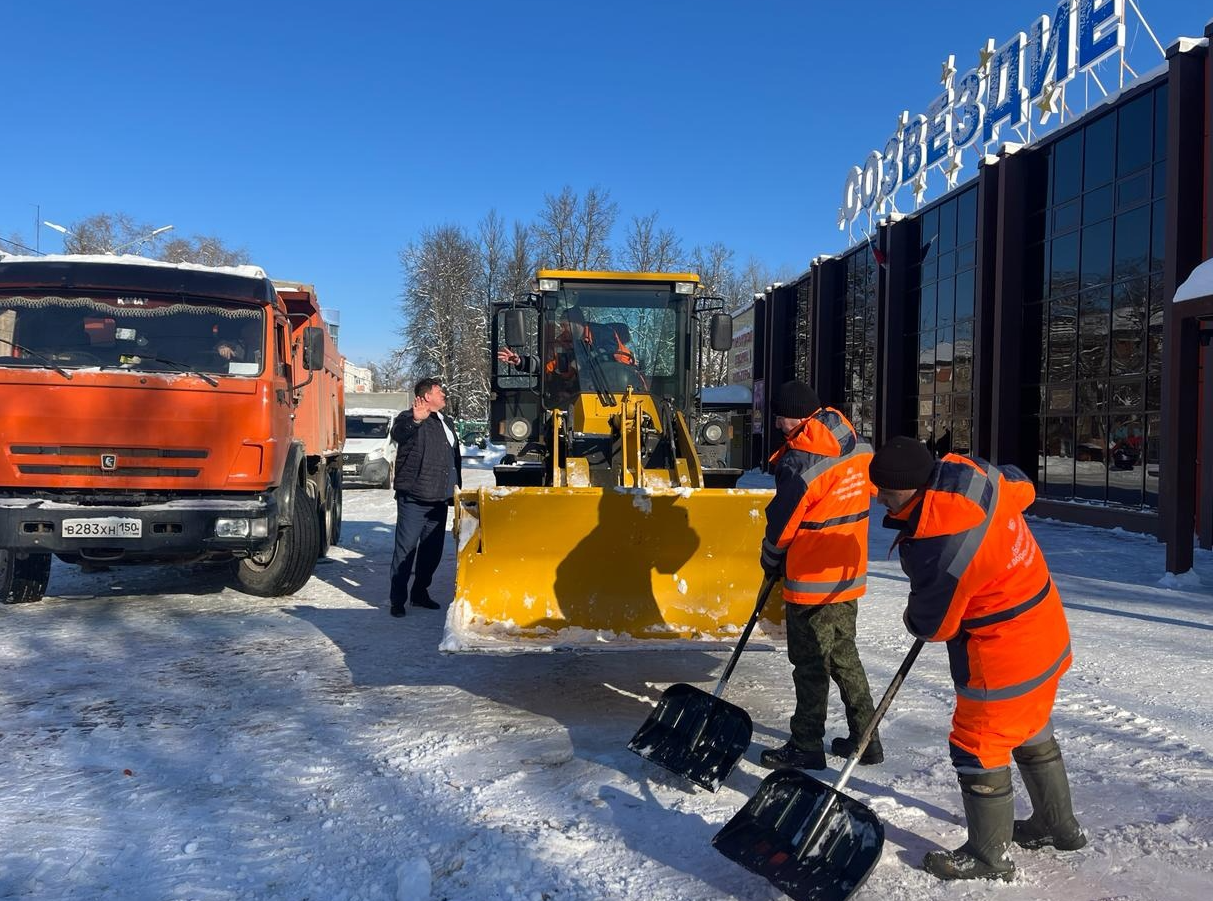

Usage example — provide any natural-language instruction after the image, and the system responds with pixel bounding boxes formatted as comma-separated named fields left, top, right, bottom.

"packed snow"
left=1, top=468, right=1211, bottom=900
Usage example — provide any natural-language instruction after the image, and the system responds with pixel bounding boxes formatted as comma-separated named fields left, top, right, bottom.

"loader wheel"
left=232, top=480, right=321, bottom=597
left=1, top=550, right=52, bottom=605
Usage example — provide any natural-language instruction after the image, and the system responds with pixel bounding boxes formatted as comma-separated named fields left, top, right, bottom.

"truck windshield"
left=0, top=294, right=265, bottom=377
left=346, top=416, right=391, bottom=438
left=542, top=287, right=686, bottom=408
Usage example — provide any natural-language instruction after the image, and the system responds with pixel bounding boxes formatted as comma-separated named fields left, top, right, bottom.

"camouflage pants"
left=785, top=599, right=877, bottom=749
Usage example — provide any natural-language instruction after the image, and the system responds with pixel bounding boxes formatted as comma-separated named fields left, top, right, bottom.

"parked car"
left=342, top=408, right=397, bottom=488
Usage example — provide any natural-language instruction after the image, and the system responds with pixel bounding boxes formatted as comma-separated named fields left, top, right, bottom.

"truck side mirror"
left=302, top=326, right=325, bottom=370
left=504, top=309, right=526, bottom=347
left=709, top=313, right=733, bottom=351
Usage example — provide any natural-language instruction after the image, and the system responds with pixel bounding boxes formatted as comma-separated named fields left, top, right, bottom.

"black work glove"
left=761, top=556, right=784, bottom=579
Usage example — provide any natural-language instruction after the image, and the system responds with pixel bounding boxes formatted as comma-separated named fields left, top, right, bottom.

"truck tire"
left=233, top=479, right=321, bottom=597
left=328, top=469, right=343, bottom=548
left=1, top=550, right=52, bottom=605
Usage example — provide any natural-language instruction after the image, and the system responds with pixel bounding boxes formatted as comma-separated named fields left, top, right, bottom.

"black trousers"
left=389, top=494, right=447, bottom=606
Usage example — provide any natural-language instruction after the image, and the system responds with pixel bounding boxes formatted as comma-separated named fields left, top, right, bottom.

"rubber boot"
left=923, top=769, right=1016, bottom=881
left=1013, top=738, right=1087, bottom=850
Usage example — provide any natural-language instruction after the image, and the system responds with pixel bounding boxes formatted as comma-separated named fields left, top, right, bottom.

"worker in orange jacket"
left=757, top=380, right=881, bottom=771
left=871, top=436, right=1086, bottom=882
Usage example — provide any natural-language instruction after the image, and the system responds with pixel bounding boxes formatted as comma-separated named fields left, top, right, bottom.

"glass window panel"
left=1117, top=94, right=1153, bottom=177
left=954, top=394, right=973, bottom=416
left=1053, top=132, right=1083, bottom=204
left=957, top=188, right=978, bottom=244
left=1025, top=243, right=1047, bottom=304
left=954, top=321, right=974, bottom=391
left=1150, top=199, right=1166, bottom=272
left=1109, top=380, right=1143, bottom=411
left=939, top=251, right=956, bottom=279
left=1080, top=221, right=1113, bottom=289
left=1116, top=171, right=1150, bottom=211
left=957, top=242, right=976, bottom=270
left=953, top=418, right=973, bottom=455
left=1023, top=302, right=1046, bottom=381
left=1054, top=199, right=1081, bottom=234
left=1077, top=380, right=1107, bottom=413
left=1047, top=385, right=1074, bottom=413
left=955, top=269, right=975, bottom=322
left=918, top=418, right=934, bottom=441
left=1108, top=415, right=1145, bottom=506
left=936, top=394, right=953, bottom=415
left=1145, top=412, right=1160, bottom=507
left=1043, top=417, right=1075, bottom=498
left=1026, top=152, right=1050, bottom=213
left=1110, top=279, right=1147, bottom=376
left=919, top=281, right=937, bottom=332
left=1075, top=415, right=1109, bottom=502
left=918, top=396, right=934, bottom=417
left=939, top=201, right=958, bottom=252
left=1078, top=288, right=1110, bottom=380
left=936, top=327, right=954, bottom=394
left=1083, top=185, right=1113, bottom=225
left=1047, top=296, right=1077, bottom=383
left=931, top=419, right=952, bottom=456
left=1152, top=161, right=1167, bottom=199
left=1153, top=84, right=1168, bottom=160
left=1083, top=113, right=1116, bottom=190
left=937, top=276, right=955, bottom=327
left=921, top=208, right=940, bottom=258
left=1052, top=232, right=1080, bottom=296
left=1114, top=206, right=1151, bottom=282
left=922, top=256, right=938, bottom=282
left=1147, top=371, right=1161, bottom=409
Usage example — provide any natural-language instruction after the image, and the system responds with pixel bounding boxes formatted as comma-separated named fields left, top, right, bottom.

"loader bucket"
left=442, top=485, right=782, bottom=651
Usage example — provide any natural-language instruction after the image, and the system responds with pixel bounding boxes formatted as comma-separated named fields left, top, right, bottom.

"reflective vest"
left=762, top=408, right=874, bottom=605
left=885, top=455, right=1072, bottom=745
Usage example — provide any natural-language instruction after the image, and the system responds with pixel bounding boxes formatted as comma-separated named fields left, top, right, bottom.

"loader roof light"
left=507, top=418, right=531, bottom=440
left=674, top=281, right=695, bottom=295
left=538, top=278, right=560, bottom=292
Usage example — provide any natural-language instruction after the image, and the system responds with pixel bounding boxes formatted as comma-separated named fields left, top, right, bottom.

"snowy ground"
left=1, top=468, right=1211, bottom=901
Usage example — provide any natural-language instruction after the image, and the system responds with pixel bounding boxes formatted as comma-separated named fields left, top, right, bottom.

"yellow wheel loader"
left=444, top=270, right=780, bottom=651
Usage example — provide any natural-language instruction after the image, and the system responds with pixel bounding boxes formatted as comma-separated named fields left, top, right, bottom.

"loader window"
left=542, top=288, right=687, bottom=408
left=0, top=293, right=265, bottom=377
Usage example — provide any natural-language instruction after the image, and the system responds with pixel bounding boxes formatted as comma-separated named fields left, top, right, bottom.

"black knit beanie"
left=772, top=380, right=821, bottom=420
left=870, top=436, right=936, bottom=490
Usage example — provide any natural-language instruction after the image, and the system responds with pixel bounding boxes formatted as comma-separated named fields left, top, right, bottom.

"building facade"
left=751, top=26, right=1212, bottom=572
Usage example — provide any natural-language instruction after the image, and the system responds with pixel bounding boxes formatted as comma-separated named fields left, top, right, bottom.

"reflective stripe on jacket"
left=763, top=408, right=874, bottom=605
left=886, top=454, right=1072, bottom=708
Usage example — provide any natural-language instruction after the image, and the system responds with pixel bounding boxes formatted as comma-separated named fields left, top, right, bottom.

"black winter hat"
left=870, top=436, right=936, bottom=490
left=772, top=380, right=821, bottom=420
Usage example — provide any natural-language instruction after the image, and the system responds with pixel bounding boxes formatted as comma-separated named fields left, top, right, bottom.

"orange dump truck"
left=0, top=255, right=344, bottom=604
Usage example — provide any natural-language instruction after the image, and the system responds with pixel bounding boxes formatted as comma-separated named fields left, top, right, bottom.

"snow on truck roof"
left=0, top=253, right=268, bottom=280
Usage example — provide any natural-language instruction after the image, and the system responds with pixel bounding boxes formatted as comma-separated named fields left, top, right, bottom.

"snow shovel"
left=627, top=574, right=780, bottom=791
left=712, top=638, right=925, bottom=901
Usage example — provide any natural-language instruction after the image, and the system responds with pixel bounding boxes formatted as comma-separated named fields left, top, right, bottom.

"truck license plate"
left=62, top=517, right=142, bottom=539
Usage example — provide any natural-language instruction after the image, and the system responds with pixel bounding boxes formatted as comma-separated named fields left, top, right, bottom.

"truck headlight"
left=507, top=418, right=531, bottom=440
left=701, top=420, right=726, bottom=445
left=215, top=518, right=269, bottom=539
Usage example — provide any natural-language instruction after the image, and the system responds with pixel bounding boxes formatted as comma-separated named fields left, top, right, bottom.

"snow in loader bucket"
left=441, top=483, right=782, bottom=652
left=712, top=768, right=883, bottom=901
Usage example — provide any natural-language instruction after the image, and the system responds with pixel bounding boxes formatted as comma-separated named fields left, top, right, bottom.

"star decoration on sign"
left=977, top=39, right=996, bottom=75
left=1036, top=81, right=1062, bottom=124
left=943, top=151, right=965, bottom=189
left=912, top=172, right=928, bottom=205
left=940, top=55, right=956, bottom=88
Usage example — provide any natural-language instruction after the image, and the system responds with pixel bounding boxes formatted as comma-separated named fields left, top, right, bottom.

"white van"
left=342, top=408, right=398, bottom=488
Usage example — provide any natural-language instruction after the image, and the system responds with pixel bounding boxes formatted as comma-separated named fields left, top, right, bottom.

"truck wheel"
left=233, top=479, right=321, bottom=597
left=328, top=469, right=343, bottom=547
left=1, top=550, right=52, bottom=605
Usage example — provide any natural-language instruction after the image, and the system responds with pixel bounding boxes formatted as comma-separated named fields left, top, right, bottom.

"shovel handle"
left=796, top=637, right=926, bottom=857
left=712, top=575, right=780, bottom=699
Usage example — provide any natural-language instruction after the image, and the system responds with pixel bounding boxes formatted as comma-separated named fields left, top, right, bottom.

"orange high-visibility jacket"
left=886, top=454, right=1072, bottom=769
left=762, top=408, right=874, bottom=605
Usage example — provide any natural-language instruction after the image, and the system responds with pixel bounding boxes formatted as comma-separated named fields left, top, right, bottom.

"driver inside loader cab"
left=496, top=305, right=643, bottom=396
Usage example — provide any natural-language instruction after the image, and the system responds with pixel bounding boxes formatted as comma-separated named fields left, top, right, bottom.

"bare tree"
left=503, top=221, right=536, bottom=301
left=399, top=224, right=487, bottom=417
left=621, top=212, right=683, bottom=272
left=534, top=185, right=617, bottom=270
left=687, top=242, right=742, bottom=388
left=60, top=212, right=167, bottom=256
left=367, top=350, right=413, bottom=392
left=160, top=235, right=249, bottom=267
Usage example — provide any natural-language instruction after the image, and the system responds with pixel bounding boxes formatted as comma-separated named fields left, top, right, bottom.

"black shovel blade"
left=712, top=768, right=883, bottom=901
left=627, top=682, right=752, bottom=791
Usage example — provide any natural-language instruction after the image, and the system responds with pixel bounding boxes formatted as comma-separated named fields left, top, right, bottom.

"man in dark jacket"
left=388, top=378, right=462, bottom=617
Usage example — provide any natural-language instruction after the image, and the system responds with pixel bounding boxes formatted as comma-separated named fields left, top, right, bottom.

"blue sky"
left=0, top=0, right=1197, bottom=365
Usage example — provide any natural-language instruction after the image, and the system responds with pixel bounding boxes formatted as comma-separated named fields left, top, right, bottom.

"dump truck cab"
left=490, top=270, right=738, bottom=488
left=0, top=256, right=343, bottom=604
